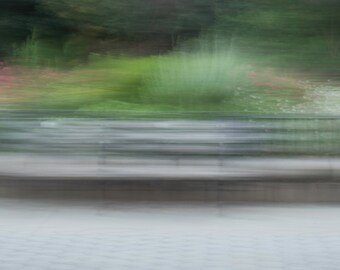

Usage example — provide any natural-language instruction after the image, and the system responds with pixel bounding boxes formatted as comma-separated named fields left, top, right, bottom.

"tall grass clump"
left=143, top=48, right=250, bottom=110
left=13, top=31, right=59, bottom=67
left=12, top=30, right=86, bottom=68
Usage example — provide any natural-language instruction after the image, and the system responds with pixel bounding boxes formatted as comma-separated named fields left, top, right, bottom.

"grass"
left=8, top=46, right=309, bottom=115
left=21, top=56, right=157, bottom=110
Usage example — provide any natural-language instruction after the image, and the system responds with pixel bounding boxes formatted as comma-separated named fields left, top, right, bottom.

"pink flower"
left=0, top=76, right=14, bottom=83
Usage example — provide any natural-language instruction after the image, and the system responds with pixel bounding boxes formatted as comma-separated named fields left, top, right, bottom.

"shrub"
left=143, top=50, right=250, bottom=109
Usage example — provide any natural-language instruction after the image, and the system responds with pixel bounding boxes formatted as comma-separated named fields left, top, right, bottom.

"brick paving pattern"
left=0, top=199, right=340, bottom=270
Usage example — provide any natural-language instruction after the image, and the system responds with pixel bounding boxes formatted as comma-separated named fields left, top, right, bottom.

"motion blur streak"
left=2, top=0, right=340, bottom=269
left=0, top=112, right=339, bottom=179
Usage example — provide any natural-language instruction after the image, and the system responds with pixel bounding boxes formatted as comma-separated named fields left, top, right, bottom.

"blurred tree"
left=211, top=0, right=340, bottom=63
left=38, top=0, right=217, bottom=48
left=3, top=0, right=340, bottom=61
left=0, top=0, right=72, bottom=58
left=0, top=0, right=37, bottom=57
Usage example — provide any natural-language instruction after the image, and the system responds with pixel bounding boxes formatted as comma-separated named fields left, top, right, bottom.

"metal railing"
left=1, top=111, right=340, bottom=159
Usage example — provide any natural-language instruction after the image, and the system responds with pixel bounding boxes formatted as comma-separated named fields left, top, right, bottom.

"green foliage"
left=12, top=30, right=89, bottom=67
left=143, top=50, right=249, bottom=108
left=4, top=0, right=340, bottom=73
left=26, top=56, right=157, bottom=109
left=211, top=0, right=340, bottom=70
left=6, top=0, right=340, bottom=117
left=12, top=30, right=57, bottom=67
left=23, top=49, right=304, bottom=114
left=38, top=0, right=216, bottom=45
left=0, top=0, right=36, bottom=57
left=8, top=21, right=306, bottom=114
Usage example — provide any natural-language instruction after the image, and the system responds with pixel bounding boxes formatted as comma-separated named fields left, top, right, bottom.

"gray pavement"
left=1, top=198, right=340, bottom=269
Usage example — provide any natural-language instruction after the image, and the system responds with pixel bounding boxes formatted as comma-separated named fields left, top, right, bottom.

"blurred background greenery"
left=1, top=0, right=340, bottom=114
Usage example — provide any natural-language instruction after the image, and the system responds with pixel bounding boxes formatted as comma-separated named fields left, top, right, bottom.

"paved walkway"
left=1, top=199, right=340, bottom=269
